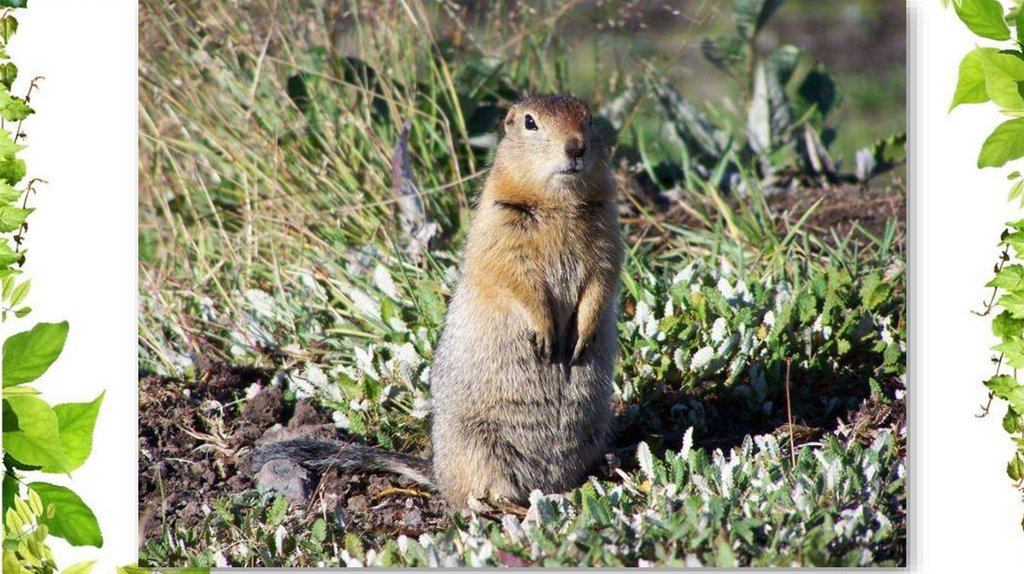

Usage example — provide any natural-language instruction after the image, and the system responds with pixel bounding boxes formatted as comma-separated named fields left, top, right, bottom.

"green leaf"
left=0, top=181, right=19, bottom=204
left=3, top=321, right=69, bottom=387
left=0, top=16, right=16, bottom=43
left=60, top=561, right=97, bottom=574
left=2, top=395, right=68, bottom=472
left=267, top=494, right=288, bottom=526
left=0, top=129, right=22, bottom=157
left=985, top=373, right=1024, bottom=410
left=993, top=310, right=1024, bottom=340
left=1000, top=291, right=1024, bottom=318
left=989, top=264, right=1024, bottom=290
left=1005, top=228, right=1024, bottom=257
left=978, top=118, right=1024, bottom=168
left=955, top=0, right=1011, bottom=40
left=2, top=468, right=17, bottom=514
left=1004, top=406, right=1023, bottom=433
left=28, top=482, right=103, bottom=547
left=0, top=1, right=27, bottom=8
left=995, top=338, right=1024, bottom=368
left=950, top=48, right=992, bottom=110
left=859, top=272, right=891, bottom=310
left=1010, top=178, right=1024, bottom=205
left=977, top=49, right=1024, bottom=110
left=715, top=538, right=738, bottom=568
left=1008, top=453, right=1024, bottom=481
left=0, top=204, right=29, bottom=232
left=53, top=392, right=104, bottom=472
left=1, top=384, right=38, bottom=397
left=0, top=98, right=31, bottom=122
left=8, top=278, right=27, bottom=306
left=0, top=90, right=33, bottom=122
left=311, top=518, right=327, bottom=544
left=0, top=156, right=26, bottom=186
left=0, top=63, right=17, bottom=91
left=986, top=374, right=1019, bottom=395
left=0, top=239, right=22, bottom=267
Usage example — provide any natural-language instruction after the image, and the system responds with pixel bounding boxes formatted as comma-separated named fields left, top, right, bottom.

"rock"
left=347, top=494, right=369, bottom=512
left=243, top=385, right=284, bottom=426
left=254, top=458, right=310, bottom=502
left=403, top=506, right=423, bottom=528
left=226, top=475, right=249, bottom=491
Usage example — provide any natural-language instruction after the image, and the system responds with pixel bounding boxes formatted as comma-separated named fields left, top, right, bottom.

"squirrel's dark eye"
left=524, top=114, right=538, bottom=131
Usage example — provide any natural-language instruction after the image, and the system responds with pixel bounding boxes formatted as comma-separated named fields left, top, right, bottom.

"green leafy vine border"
left=949, top=0, right=1024, bottom=530
left=0, top=3, right=117, bottom=573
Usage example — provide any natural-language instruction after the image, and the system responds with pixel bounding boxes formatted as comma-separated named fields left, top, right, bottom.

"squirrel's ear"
left=501, top=104, right=518, bottom=136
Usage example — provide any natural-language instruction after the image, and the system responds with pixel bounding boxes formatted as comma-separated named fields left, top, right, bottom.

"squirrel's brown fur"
left=429, top=94, right=623, bottom=509
left=252, top=95, right=623, bottom=510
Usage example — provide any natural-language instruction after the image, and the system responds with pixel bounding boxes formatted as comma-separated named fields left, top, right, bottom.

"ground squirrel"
left=253, top=94, right=624, bottom=510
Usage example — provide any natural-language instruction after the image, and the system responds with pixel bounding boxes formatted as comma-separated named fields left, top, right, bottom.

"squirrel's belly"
left=429, top=291, right=616, bottom=503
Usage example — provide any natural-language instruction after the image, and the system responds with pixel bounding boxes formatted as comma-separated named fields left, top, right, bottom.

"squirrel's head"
left=495, top=94, right=608, bottom=196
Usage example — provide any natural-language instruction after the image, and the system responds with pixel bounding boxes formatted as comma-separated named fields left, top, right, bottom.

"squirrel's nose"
left=565, top=137, right=586, bottom=159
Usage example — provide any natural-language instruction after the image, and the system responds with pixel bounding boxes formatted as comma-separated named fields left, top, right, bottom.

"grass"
left=138, top=0, right=906, bottom=567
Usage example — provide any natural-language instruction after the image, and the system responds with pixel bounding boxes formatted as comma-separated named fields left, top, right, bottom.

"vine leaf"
left=950, top=48, right=991, bottom=110
left=985, top=374, right=1024, bottom=411
left=993, top=310, right=1024, bottom=339
left=0, top=181, right=19, bottom=203
left=1010, top=453, right=1024, bottom=481
left=955, top=0, right=1011, bottom=41
left=0, top=204, right=30, bottom=232
left=987, top=264, right=1024, bottom=290
left=2, top=321, right=69, bottom=387
left=0, top=15, right=16, bottom=44
left=998, top=291, right=1024, bottom=319
left=53, top=392, right=104, bottom=472
left=1004, top=228, right=1024, bottom=257
left=978, top=118, right=1024, bottom=168
left=976, top=49, right=1024, bottom=111
left=28, top=482, right=103, bottom=548
left=2, top=395, right=68, bottom=472
left=61, top=562, right=97, bottom=574
left=1004, top=406, right=1023, bottom=432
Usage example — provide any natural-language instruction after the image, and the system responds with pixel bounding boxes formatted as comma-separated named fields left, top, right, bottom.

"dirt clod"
left=289, top=400, right=325, bottom=428
left=254, top=458, right=310, bottom=502
left=243, top=385, right=284, bottom=426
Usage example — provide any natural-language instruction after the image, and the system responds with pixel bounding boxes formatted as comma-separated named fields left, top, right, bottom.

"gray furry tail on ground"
left=251, top=438, right=435, bottom=488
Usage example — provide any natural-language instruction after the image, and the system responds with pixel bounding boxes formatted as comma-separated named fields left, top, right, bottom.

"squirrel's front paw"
left=570, top=334, right=593, bottom=364
left=529, top=328, right=554, bottom=361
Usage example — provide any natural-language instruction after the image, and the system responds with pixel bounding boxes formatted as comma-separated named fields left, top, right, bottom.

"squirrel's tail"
left=251, top=438, right=434, bottom=488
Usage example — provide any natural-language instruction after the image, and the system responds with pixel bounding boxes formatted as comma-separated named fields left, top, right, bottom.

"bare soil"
left=138, top=370, right=452, bottom=545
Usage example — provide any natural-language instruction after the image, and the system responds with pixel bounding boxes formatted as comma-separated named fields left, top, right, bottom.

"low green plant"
left=144, top=428, right=904, bottom=568
left=642, top=0, right=906, bottom=192
left=949, top=0, right=1024, bottom=529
